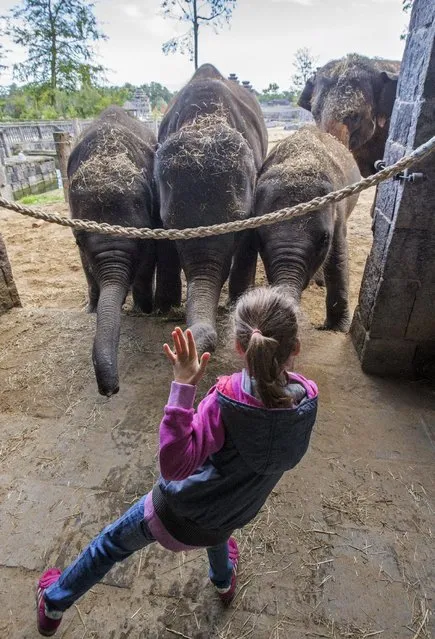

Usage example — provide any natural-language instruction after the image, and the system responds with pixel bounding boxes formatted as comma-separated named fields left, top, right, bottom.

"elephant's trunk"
left=185, top=274, right=222, bottom=354
left=179, top=238, right=233, bottom=354
left=272, top=271, right=303, bottom=302
left=92, top=269, right=131, bottom=397
left=263, top=250, right=307, bottom=302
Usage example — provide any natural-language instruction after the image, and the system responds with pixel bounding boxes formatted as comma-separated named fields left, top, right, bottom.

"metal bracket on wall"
left=374, top=160, right=425, bottom=184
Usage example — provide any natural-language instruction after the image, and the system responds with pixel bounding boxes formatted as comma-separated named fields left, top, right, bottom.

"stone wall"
left=261, top=104, right=314, bottom=129
left=0, top=234, right=21, bottom=314
left=4, top=156, right=58, bottom=200
left=0, top=119, right=92, bottom=160
left=351, top=0, right=435, bottom=378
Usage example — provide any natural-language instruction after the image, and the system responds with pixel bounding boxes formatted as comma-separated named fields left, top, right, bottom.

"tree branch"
left=175, top=0, right=190, bottom=18
left=197, top=8, right=226, bottom=21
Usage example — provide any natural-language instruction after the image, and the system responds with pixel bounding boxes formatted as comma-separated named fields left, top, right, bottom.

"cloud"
left=144, top=15, right=183, bottom=39
left=120, top=4, right=185, bottom=40
left=122, top=4, right=144, bottom=19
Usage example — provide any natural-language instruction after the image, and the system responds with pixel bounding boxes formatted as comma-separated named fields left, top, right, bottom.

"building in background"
left=123, top=89, right=152, bottom=121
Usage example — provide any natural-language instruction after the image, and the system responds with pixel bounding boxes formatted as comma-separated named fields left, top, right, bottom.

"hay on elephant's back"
left=158, top=110, right=248, bottom=176
left=270, top=126, right=347, bottom=183
left=70, top=125, right=144, bottom=195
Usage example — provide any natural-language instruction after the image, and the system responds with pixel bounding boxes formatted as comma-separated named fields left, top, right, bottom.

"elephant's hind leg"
left=132, top=242, right=156, bottom=314
left=154, top=240, right=182, bottom=314
left=313, top=265, right=326, bottom=287
left=228, top=230, right=258, bottom=304
left=321, top=222, right=350, bottom=332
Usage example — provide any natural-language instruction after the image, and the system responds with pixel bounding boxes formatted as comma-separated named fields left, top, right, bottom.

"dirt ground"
left=0, top=129, right=434, bottom=639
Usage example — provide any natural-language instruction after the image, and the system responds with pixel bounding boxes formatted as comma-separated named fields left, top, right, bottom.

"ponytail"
left=233, top=287, right=299, bottom=409
left=245, top=332, right=293, bottom=408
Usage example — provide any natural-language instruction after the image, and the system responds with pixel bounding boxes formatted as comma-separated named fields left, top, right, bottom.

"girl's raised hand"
left=163, top=327, right=210, bottom=385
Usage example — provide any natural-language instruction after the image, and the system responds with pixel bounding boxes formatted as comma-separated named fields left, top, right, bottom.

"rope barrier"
left=1, top=135, right=434, bottom=241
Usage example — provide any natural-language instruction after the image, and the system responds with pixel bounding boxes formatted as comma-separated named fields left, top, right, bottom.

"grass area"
left=18, top=189, right=64, bottom=206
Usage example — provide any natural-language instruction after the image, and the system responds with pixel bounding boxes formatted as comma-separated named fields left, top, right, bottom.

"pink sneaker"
left=36, top=568, right=63, bottom=636
left=213, top=537, right=239, bottom=605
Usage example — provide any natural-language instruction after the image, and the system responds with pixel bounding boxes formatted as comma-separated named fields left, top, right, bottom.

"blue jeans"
left=44, top=495, right=233, bottom=612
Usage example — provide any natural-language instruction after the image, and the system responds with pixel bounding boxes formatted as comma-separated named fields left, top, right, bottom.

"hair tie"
left=251, top=329, right=262, bottom=337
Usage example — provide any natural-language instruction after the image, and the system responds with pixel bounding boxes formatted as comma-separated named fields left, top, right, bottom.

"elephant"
left=298, top=54, right=400, bottom=177
left=68, top=106, right=158, bottom=396
left=242, top=126, right=361, bottom=332
left=155, top=63, right=268, bottom=353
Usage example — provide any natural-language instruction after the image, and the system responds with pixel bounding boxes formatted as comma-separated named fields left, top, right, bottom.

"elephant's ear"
left=377, top=71, right=399, bottom=128
left=298, top=74, right=316, bottom=112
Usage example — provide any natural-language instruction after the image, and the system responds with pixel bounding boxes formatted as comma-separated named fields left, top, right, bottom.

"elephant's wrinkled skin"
left=298, top=54, right=400, bottom=177
left=155, top=63, right=268, bottom=353
left=251, top=126, right=360, bottom=332
left=68, top=106, right=158, bottom=396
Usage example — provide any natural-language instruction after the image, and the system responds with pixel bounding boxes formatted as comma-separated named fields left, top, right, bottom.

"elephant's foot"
left=132, top=298, right=153, bottom=314
left=313, top=266, right=326, bottom=288
left=314, top=273, right=326, bottom=287
left=318, top=311, right=351, bottom=333
left=190, top=322, right=218, bottom=354
left=132, top=304, right=151, bottom=315
left=227, top=284, right=250, bottom=307
left=154, top=289, right=182, bottom=316
left=225, top=296, right=237, bottom=310
left=132, top=288, right=153, bottom=315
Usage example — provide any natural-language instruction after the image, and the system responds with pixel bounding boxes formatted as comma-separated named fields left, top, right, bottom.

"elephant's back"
left=68, top=118, right=154, bottom=197
left=159, top=71, right=267, bottom=169
left=264, top=126, right=360, bottom=189
left=68, top=110, right=157, bottom=226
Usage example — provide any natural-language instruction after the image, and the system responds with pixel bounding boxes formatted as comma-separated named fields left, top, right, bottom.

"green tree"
left=0, top=79, right=174, bottom=122
left=0, top=44, right=7, bottom=74
left=257, top=83, right=297, bottom=105
left=291, top=47, right=318, bottom=93
left=161, top=0, right=237, bottom=70
left=4, top=0, right=107, bottom=103
left=263, top=82, right=280, bottom=95
left=0, top=82, right=132, bottom=120
left=141, top=81, right=173, bottom=109
left=0, top=19, right=9, bottom=80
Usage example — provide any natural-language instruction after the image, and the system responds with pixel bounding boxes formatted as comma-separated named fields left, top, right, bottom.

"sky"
left=0, top=0, right=409, bottom=92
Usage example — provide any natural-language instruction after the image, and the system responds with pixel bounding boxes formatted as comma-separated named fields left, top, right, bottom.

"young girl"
left=37, top=287, right=318, bottom=636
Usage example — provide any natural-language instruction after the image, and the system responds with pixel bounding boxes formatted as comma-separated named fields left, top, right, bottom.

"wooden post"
left=0, top=130, right=11, bottom=159
left=0, top=233, right=21, bottom=313
left=72, top=119, right=81, bottom=139
left=53, top=130, right=72, bottom=203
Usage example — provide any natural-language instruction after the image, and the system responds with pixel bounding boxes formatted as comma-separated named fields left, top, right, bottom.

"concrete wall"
left=0, top=234, right=21, bottom=314
left=351, top=0, right=435, bottom=378
left=261, top=104, right=314, bottom=128
left=0, top=120, right=92, bottom=160
left=4, top=156, right=58, bottom=200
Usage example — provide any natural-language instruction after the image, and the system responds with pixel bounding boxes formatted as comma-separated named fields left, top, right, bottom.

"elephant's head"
left=156, top=120, right=257, bottom=355
left=298, top=55, right=399, bottom=160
